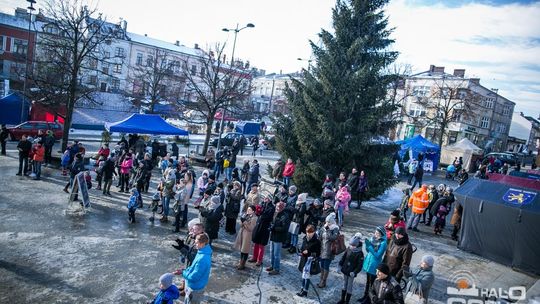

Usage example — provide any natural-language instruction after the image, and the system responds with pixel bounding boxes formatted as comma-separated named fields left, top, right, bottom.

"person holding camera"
left=172, top=221, right=204, bottom=297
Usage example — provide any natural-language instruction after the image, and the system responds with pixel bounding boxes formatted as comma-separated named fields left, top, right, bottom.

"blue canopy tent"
left=396, top=135, right=441, bottom=171
left=105, top=114, right=188, bottom=136
left=0, top=93, right=30, bottom=125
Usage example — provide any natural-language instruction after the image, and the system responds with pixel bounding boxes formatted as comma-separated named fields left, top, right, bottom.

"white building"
left=394, top=65, right=515, bottom=152
left=251, top=72, right=302, bottom=114
left=507, top=112, right=540, bottom=153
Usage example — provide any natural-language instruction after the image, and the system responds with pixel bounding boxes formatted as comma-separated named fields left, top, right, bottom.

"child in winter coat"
left=360, top=226, right=388, bottom=303
left=148, top=273, right=179, bottom=304
left=149, top=191, right=161, bottom=222
left=127, top=188, right=139, bottom=223
left=433, top=201, right=449, bottom=235
left=338, top=233, right=365, bottom=304
left=335, top=184, right=351, bottom=227
left=61, top=149, right=71, bottom=176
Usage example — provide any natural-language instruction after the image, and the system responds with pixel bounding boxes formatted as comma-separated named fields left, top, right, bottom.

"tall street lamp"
left=297, top=57, right=312, bottom=71
left=21, top=0, right=36, bottom=123
left=216, top=22, right=254, bottom=150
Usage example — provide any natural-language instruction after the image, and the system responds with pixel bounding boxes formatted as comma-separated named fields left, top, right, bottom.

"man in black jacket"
left=0, top=125, right=9, bottom=155
left=369, top=264, right=405, bottom=304
left=267, top=201, right=291, bottom=275
left=16, top=135, right=32, bottom=176
left=102, top=155, right=117, bottom=195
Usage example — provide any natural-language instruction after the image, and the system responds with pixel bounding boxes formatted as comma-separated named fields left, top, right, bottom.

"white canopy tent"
left=440, top=138, right=484, bottom=171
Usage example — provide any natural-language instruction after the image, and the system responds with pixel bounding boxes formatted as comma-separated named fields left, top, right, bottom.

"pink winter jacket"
left=335, top=186, right=351, bottom=211
left=120, top=158, right=133, bottom=174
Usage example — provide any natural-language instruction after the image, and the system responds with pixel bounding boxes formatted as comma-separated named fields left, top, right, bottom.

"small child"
left=149, top=191, right=161, bottom=222
left=61, top=149, right=70, bottom=176
left=148, top=273, right=179, bottom=304
left=95, top=156, right=105, bottom=190
left=434, top=202, right=449, bottom=235
left=338, top=233, right=365, bottom=304
left=127, top=188, right=139, bottom=223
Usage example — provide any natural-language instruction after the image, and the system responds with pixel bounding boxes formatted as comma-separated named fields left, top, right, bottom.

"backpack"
left=331, top=232, right=347, bottom=255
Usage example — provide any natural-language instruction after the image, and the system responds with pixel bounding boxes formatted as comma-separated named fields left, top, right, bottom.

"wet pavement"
left=0, top=152, right=538, bottom=303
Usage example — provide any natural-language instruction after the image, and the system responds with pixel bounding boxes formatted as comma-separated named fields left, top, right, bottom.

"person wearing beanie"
left=317, top=212, right=340, bottom=288
left=267, top=201, right=292, bottom=275
left=368, top=263, right=404, bottom=304
left=288, top=192, right=308, bottom=254
left=303, top=199, right=322, bottom=231
left=149, top=273, right=179, bottom=304
left=403, top=255, right=435, bottom=303
left=172, top=222, right=204, bottom=297
left=199, top=195, right=223, bottom=244
left=250, top=194, right=275, bottom=266
left=337, top=233, right=364, bottom=303
left=384, top=210, right=407, bottom=240
left=319, top=199, right=336, bottom=229
left=127, top=188, right=140, bottom=223
left=360, top=226, right=388, bottom=303
left=383, top=226, right=413, bottom=281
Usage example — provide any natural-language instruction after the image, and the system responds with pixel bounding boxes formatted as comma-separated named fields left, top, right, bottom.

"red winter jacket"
left=283, top=163, right=296, bottom=177
left=33, top=146, right=45, bottom=162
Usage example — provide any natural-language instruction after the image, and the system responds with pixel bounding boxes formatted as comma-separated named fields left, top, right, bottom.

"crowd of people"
left=6, top=131, right=445, bottom=304
left=6, top=129, right=57, bottom=180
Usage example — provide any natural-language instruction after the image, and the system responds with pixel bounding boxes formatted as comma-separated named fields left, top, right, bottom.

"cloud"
left=387, top=0, right=540, bottom=117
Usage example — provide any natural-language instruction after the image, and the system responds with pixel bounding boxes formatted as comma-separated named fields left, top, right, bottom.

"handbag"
left=309, top=258, right=321, bottom=275
left=288, top=222, right=300, bottom=234
left=331, top=233, right=347, bottom=255
left=223, top=159, right=230, bottom=168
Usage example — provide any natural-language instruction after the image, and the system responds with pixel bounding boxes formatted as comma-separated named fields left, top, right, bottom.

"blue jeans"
left=226, top=167, right=233, bottom=181
left=283, top=176, right=291, bottom=186
left=408, top=213, right=421, bottom=229
left=302, top=278, right=310, bottom=291
left=290, top=233, right=298, bottom=247
left=34, top=161, right=42, bottom=178
left=271, top=241, right=282, bottom=271
left=320, top=258, right=331, bottom=271
left=163, top=196, right=171, bottom=216
left=337, top=206, right=344, bottom=226
left=214, top=163, right=223, bottom=180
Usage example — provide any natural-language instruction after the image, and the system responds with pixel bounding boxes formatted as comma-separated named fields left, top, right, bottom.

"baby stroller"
left=446, top=164, right=457, bottom=180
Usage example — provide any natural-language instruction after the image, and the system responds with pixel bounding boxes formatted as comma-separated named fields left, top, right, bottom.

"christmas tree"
left=275, top=0, right=400, bottom=197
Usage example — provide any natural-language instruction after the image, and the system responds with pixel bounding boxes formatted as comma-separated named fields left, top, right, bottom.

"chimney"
left=433, top=66, right=445, bottom=73
left=470, top=78, right=480, bottom=85
left=429, top=65, right=435, bottom=72
left=144, top=33, right=147, bottom=37
left=194, top=43, right=199, bottom=49
left=175, top=40, right=180, bottom=46
left=453, top=69, right=465, bottom=77
left=121, top=20, right=127, bottom=31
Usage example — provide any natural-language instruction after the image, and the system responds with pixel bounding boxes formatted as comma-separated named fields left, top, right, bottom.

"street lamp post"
left=297, top=57, right=312, bottom=71
left=21, top=0, right=36, bottom=123
left=216, top=23, right=254, bottom=150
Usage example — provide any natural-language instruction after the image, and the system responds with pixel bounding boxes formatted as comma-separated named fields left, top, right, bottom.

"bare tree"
left=128, top=48, right=184, bottom=114
left=383, top=63, right=413, bottom=140
left=407, top=77, right=481, bottom=148
left=28, top=0, right=120, bottom=151
left=182, top=43, right=252, bottom=155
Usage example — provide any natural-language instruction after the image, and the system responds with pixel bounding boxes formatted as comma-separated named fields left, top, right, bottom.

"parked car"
left=211, top=132, right=245, bottom=148
left=483, top=152, right=518, bottom=166
left=7, top=121, right=63, bottom=141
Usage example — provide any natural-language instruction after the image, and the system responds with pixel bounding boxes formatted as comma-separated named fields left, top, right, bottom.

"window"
left=111, top=78, right=120, bottom=90
left=89, top=75, right=97, bottom=85
left=483, top=97, right=494, bottom=108
left=136, top=53, right=143, bottom=66
left=191, top=65, right=197, bottom=75
left=496, top=123, right=506, bottom=133
left=113, top=63, right=122, bottom=73
left=12, top=39, right=28, bottom=56
left=146, top=55, right=153, bottom=67
left=408, top=103, right=426, bottom=117
left=200, top=67, right=205, bottom=77
left=480, top=116, right=490, bottom=128
left=104, top=51, right=110, bottom=59
left=0, top=36, right=4, bottom=51
left=102, top=62, right=109, bottom=74
left=503, top=105, right=511, bottom=116
left=115, top=47, right=124, bottom=57
left=89, top=58, right=98, bottom=69
left=412, top=86, right=430, bottom=97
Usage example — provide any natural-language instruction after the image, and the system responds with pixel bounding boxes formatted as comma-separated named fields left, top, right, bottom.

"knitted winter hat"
left=159, top=273, right=174, bottom=289
left=377, top=264, right=390, bottom=275
left=289, top=185, right=297, bottom=193
left=297, top=193, right=308, bottom=204
left=349, top=233, right=362, bottom=247
left=376, top=226, right=386, bottom=237
left=325, top=213, right=336, bottom=225
left=422, top=255, right=435, bottom=267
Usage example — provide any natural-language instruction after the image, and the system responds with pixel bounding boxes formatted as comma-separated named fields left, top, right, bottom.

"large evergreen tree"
left=275, top=0, right=399, bottom=197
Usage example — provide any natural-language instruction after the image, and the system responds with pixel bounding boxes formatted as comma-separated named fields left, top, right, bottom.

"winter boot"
left=317, top=270, right=328, bottom=288
left=296, top=289, right=307, bottom=297
left=345, top=293, right=352, bottom=304
left=237, top=258, right=246, bottom=270
left=288, top=246, right=297, bottom=254
left=337, top=289, right=347, bottom=304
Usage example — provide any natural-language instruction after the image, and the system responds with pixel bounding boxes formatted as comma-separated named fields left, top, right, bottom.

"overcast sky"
left=2, top=0, right=539, bottom=117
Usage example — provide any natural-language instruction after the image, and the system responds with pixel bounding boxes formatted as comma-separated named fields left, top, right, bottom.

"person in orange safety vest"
left=407, top=184, right=429, bottom=232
